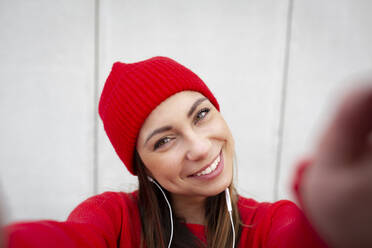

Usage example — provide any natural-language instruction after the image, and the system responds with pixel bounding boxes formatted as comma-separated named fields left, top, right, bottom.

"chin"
left=203, top=176, right=233, bottom=197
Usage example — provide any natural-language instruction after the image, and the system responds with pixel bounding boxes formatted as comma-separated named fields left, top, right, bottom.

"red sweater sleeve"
left=238, top=158, right=329, bottom=248
left=4, top=191, right=141, bottom=248
left=265, top=200, right=328, bottom=248
left=263, top=158, right=329, bottom=248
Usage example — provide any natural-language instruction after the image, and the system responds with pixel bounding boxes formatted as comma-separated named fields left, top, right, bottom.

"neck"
left=171, top=194, right=207, bottom=225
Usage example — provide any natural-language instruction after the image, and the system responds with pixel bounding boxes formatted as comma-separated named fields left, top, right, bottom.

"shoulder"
left=70, top=191, right=138, bottom=210
left=67, top=191, right=142, bottom=246
left=67, top=191, right=139, bottom=222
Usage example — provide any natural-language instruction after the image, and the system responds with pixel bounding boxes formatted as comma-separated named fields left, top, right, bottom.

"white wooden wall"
left=0, top=0, right=371, bottom=223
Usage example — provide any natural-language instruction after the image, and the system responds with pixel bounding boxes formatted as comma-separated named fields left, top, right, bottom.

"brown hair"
left=134, top=151, right=241, bottom=248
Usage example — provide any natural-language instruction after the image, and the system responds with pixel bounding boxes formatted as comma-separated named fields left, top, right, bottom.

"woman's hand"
left=301, top=83, right=372, bottom=248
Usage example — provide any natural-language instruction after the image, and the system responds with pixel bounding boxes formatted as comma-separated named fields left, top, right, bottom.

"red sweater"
left=5, top=161, right=328, bottom=247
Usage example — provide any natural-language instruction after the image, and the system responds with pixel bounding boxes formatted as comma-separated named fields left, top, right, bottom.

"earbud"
left=147, top=176, right=154, bottom=183
left=225, top=188, right=232, bottom=212
left=225, top=187, right=235, bottom=248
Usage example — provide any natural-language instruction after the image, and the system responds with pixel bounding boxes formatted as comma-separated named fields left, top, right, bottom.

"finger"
left=317, top=83, right=372, bottom=164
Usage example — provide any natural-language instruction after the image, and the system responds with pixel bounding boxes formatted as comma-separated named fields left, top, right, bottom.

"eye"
left=194, top=107, right=210, bottom=123
left=154, top=137, right=172, bottom=150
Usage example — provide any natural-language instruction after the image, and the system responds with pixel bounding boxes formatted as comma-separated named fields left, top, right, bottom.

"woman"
left=4, top=56, right=372, bottom=247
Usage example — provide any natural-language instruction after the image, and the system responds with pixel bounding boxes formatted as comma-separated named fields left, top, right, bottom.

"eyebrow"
left=187, top=97, right=207, bottom=117
left=144, top=97, right=207, bottom=145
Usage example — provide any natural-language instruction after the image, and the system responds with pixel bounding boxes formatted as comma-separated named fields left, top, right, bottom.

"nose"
left=185, top=132, right=211, bottom=161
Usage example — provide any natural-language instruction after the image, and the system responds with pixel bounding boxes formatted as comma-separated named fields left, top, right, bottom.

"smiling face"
left=136, top=91, right=234, bottom=198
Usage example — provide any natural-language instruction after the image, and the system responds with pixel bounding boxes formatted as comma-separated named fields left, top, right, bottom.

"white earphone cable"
left=225, top=188, right=236, bottom=248
left=148, top=177, right=234, bottom=248
left=148, top=177, right=174, bottom=248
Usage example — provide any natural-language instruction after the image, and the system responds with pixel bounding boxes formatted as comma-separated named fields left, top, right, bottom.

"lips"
left=189, top=150, right=222, bottom=177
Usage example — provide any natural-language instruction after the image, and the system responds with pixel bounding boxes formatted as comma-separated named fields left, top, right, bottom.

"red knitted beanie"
left=98, top=56, right=220, bottom=175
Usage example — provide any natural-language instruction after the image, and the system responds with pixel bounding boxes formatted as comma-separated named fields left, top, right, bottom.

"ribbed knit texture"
left=6, top=191, right=328, bottom=247
left=98, top=56, right=219, bottom=175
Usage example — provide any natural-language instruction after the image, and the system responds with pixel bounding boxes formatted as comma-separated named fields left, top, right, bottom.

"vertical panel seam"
left=273, top=0, right=294, bottom=201
left=93, top=0, right=100, bottom=195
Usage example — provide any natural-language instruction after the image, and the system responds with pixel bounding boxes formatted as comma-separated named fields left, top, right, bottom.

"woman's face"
left=136, top=91, right=234, bottom=198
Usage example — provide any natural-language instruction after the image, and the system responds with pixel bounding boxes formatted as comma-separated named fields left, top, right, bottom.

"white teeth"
left=195, top=155, right=220, bottom=176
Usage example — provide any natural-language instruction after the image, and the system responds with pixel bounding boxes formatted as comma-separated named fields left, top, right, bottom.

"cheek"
left=212, top=118, right=235, bottom=160
left=209, top=117, right=234, bottom=142
left=220, top=119, right=234, bottom=144
left=142, top=152, right=184, bottom=179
